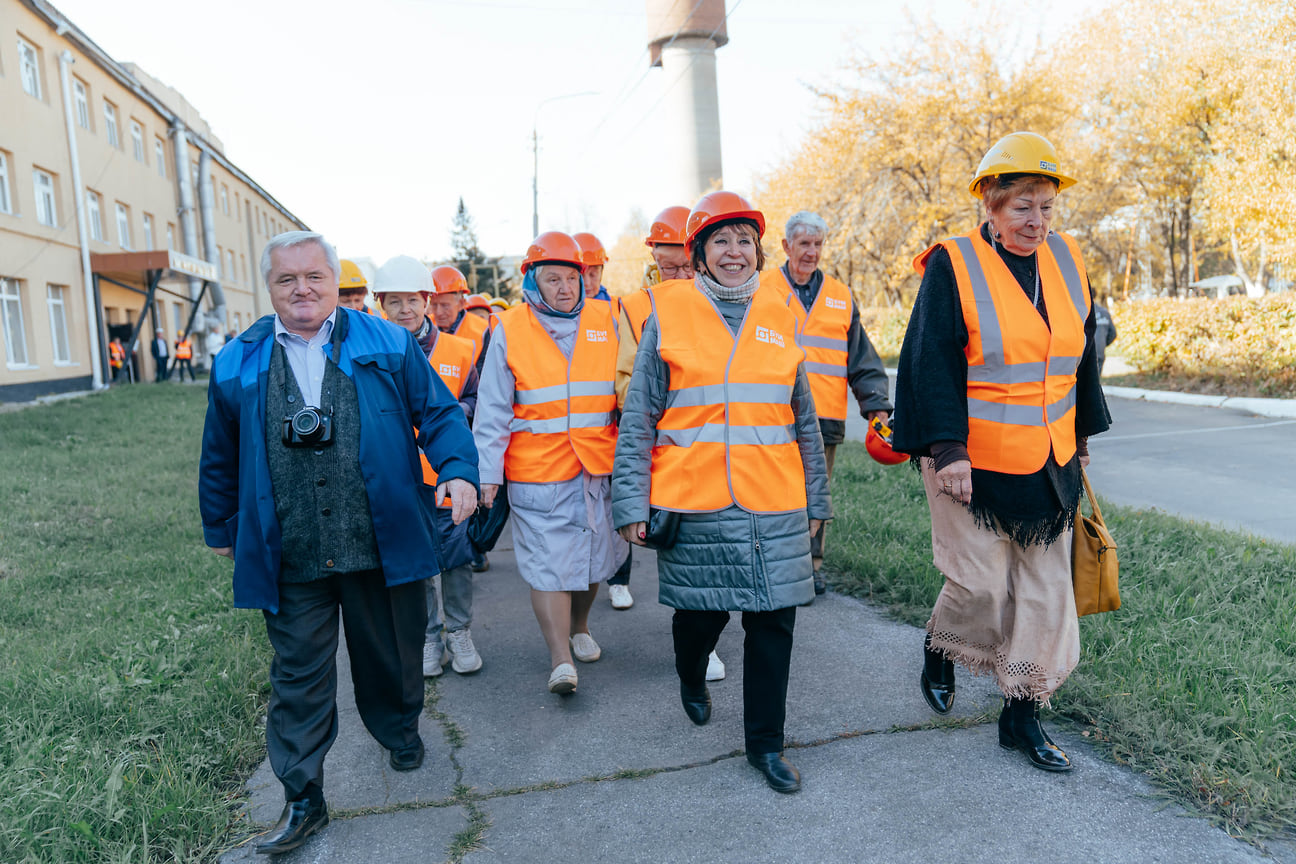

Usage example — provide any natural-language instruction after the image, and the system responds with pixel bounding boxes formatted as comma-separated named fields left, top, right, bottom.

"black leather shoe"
left=680, top=682, right=711, bottom=726
left=813, top=571, right=826, bottom=595
left=998, top=699, right=1072, bottom=772
left=389, top=737, right=425, bottom=772
left=255, top=797, right=329, bottom=855
left=920, top=638, right=956, bottom=715
left=747, top=751, right=801, bottom=793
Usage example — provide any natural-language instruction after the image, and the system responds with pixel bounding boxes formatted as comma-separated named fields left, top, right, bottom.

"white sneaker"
left=609, top=584, right=634, bottom=610
left=548, top=662, right=578, bottom=694
left=569, top=632, right=602, bottom=663
left=422, top=640, right=448, bottom=678
left=705, top=651, right=726, bottom=682
left=445, top=628, right=483, bottom=674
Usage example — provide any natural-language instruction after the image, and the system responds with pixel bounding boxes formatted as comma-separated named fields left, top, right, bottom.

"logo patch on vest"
left=439, top=363, right=460, bottom=377
left=755, top=326, right=785, bottom=347
left=824, top=297, right=849, bottom=310
left=586, top=329, right=608, bottom=343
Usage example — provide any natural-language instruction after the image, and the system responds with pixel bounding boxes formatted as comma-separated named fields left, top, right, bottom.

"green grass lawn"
left=0, top=385, right=270, bottom=863
left=827, top=443, right=1296, bottom=845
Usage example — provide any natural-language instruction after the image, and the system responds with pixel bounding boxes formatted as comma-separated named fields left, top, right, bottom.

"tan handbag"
left=1072, top=469, right=1120, bottom=616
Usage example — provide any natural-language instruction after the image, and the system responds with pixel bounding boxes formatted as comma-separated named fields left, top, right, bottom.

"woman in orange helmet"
left=611, top=192, right=830, bottom=794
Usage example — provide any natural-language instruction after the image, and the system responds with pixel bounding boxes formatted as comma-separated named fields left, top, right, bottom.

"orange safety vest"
left=175, top=339, right=192, bottom=360
left=765, top=269, right=853, bottom=421
left=915, top=227, right=1090, bottom=474
left=650, top=283, right=808, bottom=514
left=498, top=301, right=618, bottom=483
left=419, top=330, right=476, bottom=491
left=620, top=288, right=653, bottom=342
left=109, top=341, right=125, bottom=368
left=453, top=311, right=488, bottom=367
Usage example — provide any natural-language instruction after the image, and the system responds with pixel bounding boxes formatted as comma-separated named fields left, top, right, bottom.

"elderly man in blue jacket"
left=199, top=231, right=478, bottom=856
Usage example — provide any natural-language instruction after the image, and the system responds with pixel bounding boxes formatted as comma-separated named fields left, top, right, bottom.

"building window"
left=32, top=169, right=57, bottom=226
left=0, top=152, right=11, bottom=215
left=18, top=37, right=42, bottom=100
left=240, top=253, right=248, bottom=283
left=233, top=312, right=241, bottom=333
left=220, top=184, right=229, bottom=216
left=130, top=121, right=145, bottom=162
left=166, top=223, right=175, bottom=249
left=1, top=277, right=31, bottom=367
left=215, top=245, right=224, bottom=277
left=103, top=101, right=120, bottom=148
left=86, top=190, right=104, bottom=242
left=115, top=203, right=131, bottom=249
left=73, top=79, right=90, bottom=129
left=155, top=139, right=166, bottom=178
left=172, top=302, right=183, bottom=336
left=142, top=213, right=154, bottom=249
left=46, top=284, right=72, bottom=365
left=227, top=249, right=236, bottom=281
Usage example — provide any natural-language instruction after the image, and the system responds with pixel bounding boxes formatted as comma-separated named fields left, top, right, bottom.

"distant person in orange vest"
left=760, top=211, right=892, bottom=597
left=174, top=331, right=195, bottom=382
left=429, top=266, right=491, bottom=375
left=892, top=132, right=1111, bottom=773
left=374, top=256, right=484, bottom=678
left=337, top=259, right=372, bottom=313
left=473, top=231, right=619, bottom=696
left=109, top=336, right=126, bottom=382
left=612, top=192, right=830, bottom=794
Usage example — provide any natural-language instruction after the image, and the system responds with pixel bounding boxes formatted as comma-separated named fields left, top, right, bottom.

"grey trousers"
left=263, top=570, right=426, bottom=802
left=425, top=563, right=473, bottom=640
left=809, top=444, right=838, bottom=572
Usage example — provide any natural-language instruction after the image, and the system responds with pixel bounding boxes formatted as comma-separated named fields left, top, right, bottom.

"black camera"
left=282, top=406, right=334, bottom=448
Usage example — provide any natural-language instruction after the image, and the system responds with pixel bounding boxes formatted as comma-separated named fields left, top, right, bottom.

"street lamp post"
left=532, top=91, right=597, bottom=238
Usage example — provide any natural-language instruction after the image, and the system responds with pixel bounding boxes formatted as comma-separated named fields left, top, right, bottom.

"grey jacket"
left=611, top=296, right=832, bottom=612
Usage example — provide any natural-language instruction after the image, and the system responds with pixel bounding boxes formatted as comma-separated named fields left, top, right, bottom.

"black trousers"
left=607, top=545, right=632, bottom=586
left=672, top=606, right=796, bottom=754
left=175, top=358, right=195, bottom=382
left=262, top=570, right=426, bottom=802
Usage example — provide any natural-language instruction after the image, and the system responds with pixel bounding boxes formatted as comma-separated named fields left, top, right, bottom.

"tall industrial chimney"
left=646, top=0, right=727, bottom=207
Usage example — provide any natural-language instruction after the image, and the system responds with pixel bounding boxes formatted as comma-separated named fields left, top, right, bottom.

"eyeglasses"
left=659, top=264, right=692, bottom=278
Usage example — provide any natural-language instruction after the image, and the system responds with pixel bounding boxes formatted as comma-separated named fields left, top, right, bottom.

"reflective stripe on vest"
left=454, top=311, right=488, bottom=367
left=940, top=228, right=1090, bottom=474
left=766, top=269, right=852, bottom=420
left=650, top=282, right=808, bottom=514
left=419, top=330, right=477, bottom=492
left=499, top=301, right=618, bottom=483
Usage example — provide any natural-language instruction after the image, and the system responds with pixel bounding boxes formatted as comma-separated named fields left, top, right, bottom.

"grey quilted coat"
left=611, top=296, right=832, bottom=613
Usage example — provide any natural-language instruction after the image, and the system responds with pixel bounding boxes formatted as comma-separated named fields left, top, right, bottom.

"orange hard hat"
left=865, top=417, right=908, bottom=466
left=644, top=206, right=690, bottom=247
left=521, top=231, right=585, bottom=274
left=465, top=293, right=492, bottom=311
left=572, top=232, right=608, bottom=267
left=430, top=265, right=468, bottom=295
left=685, top=191, right=765, bottom=251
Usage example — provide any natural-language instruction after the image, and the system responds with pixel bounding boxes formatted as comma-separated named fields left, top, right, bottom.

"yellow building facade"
left=0, top=0, right=307, bottom=400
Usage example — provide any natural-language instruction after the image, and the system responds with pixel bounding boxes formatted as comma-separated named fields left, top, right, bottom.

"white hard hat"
left=373, top=255, right=433, bottom=297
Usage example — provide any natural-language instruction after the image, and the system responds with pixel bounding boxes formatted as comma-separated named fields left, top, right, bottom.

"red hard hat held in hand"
left=866, top=416, right=909, bottom=465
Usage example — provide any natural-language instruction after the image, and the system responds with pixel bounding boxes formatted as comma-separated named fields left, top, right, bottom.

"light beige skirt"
left=921, top=461, right=1079, bottom=703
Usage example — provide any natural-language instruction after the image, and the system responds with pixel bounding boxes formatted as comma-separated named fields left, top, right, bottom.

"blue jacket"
left=199, top=308, right=479, bottom=613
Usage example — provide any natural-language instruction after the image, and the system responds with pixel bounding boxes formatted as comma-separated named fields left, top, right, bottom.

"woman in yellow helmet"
left=892, top=132, right=1111, bottom=772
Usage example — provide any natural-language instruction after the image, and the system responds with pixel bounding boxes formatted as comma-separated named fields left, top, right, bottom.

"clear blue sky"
left=52, top=0, right=1107, bottom=264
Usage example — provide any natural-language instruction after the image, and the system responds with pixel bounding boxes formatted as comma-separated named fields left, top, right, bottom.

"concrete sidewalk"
left=218, top=530, right=1294, bottom=864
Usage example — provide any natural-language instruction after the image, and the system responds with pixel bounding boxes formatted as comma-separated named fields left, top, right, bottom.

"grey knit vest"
left=265, top=341, right=380, bottom=582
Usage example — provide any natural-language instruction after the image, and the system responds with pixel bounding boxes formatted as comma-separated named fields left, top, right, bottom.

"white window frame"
left=142, top=213, right=154, bottom=249
left=226, top=248, right=236, bottom=281
left=130, top=120, right=144, bottom=162
left=103, top=101, right=119, bottom=148
left=0, top=152, right=11, bottom=215
left=172, top=302, right=184, bottom=336
left=154, top=139, right=166, bottom=178
left=18, top=37, right=42, bottom=100
left=1, top=278, right=33, bottom=369
left=46, top=284, right=73, bottom=366
left=32, top=169, right=56, bottom=227
left=73, top=79, right=90, bottom=129
left=166, top=224, right=174, bottom=250
left=115, top=202, right=131, bottom=249
left=86, top=190, right=104, bottom=242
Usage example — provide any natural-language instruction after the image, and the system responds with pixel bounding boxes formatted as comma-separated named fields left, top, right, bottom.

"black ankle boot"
left=680, top=681, right=711, bottom=726
left=919, top=634, right=956, bottom=714
left=998, top=697, right=1071, bottom=772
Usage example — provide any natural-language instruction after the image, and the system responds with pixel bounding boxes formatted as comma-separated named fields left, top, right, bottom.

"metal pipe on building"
left=245, top=199, right=262, bottom=319
left=171, top=120, right=201, bottom=310
left=56, top=49, right=103, bottom=390
left=196, top=149, right=226, bottom=329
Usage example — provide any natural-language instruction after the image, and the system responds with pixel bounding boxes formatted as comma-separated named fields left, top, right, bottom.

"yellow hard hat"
left=969, top=132, right=1076, bottom=199
left=489, top=297, right=509, bottom=311
left=338, top=259, right=368, bottom=291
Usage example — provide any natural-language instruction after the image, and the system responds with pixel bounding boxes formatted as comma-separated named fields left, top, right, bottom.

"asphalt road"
left=845, top=382, right=1296, bottom=544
